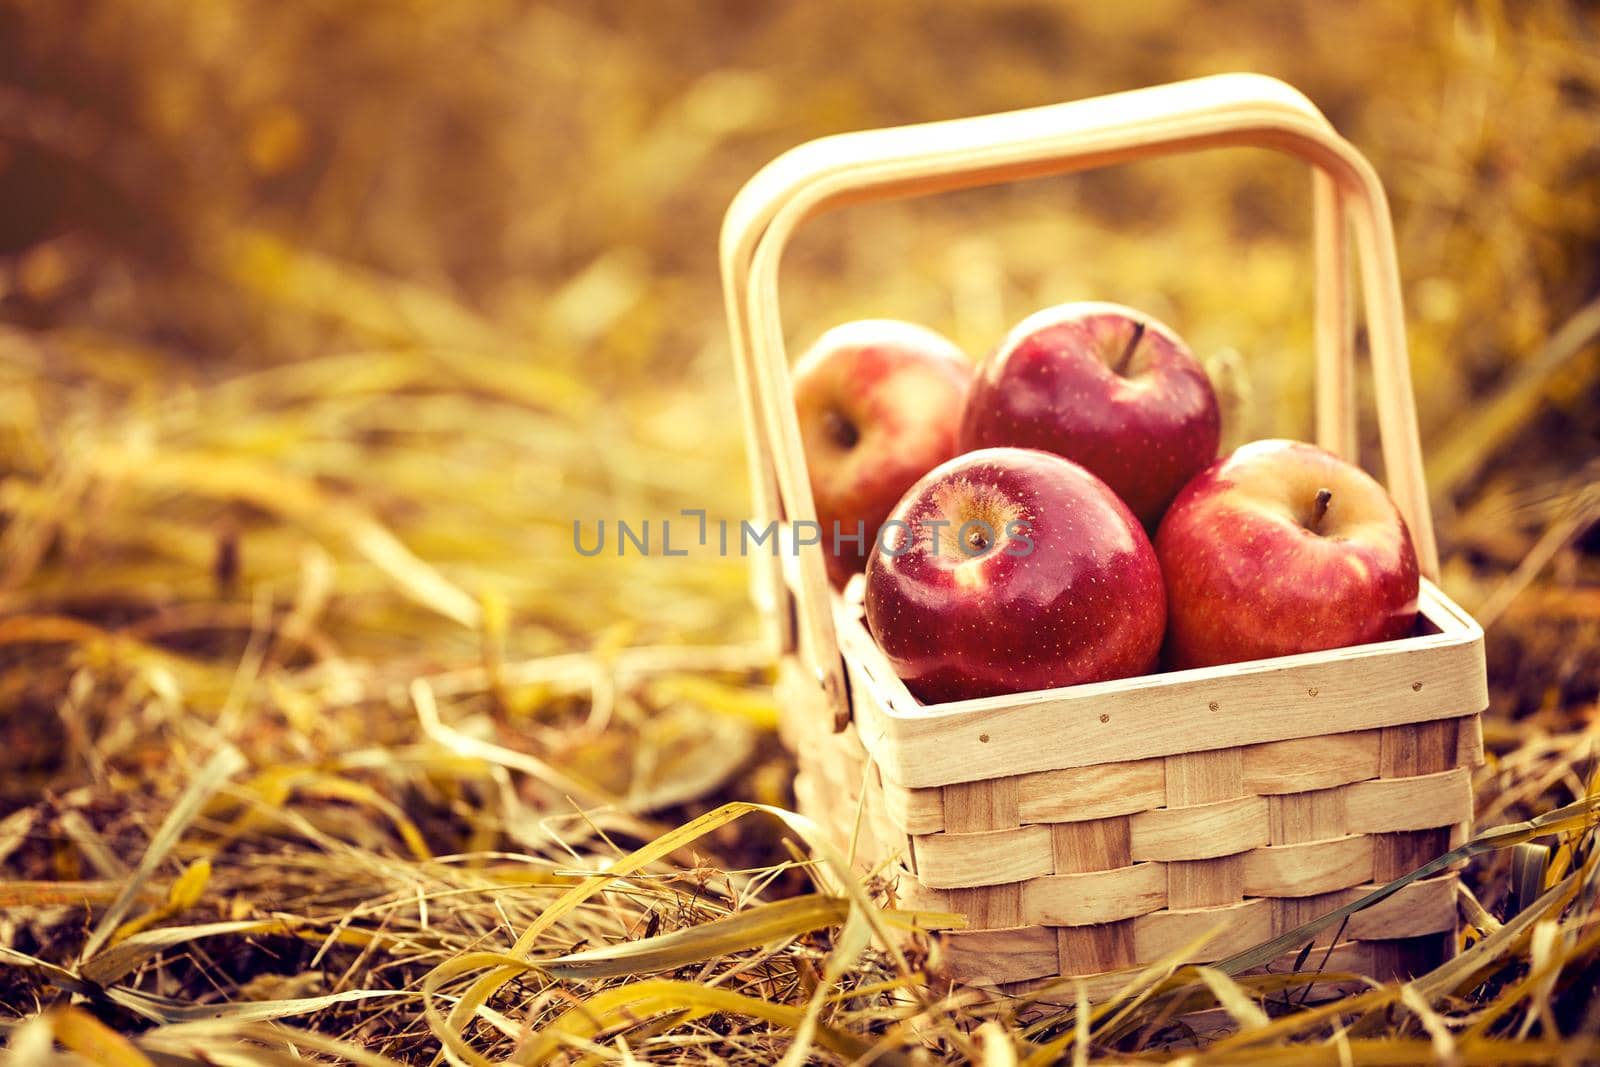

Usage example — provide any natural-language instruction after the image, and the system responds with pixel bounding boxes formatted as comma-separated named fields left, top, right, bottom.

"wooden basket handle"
left=720, top=72, right=1438, bottom=731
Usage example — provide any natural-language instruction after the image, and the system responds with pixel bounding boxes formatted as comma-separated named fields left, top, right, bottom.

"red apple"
left=793, top=320, right=974, bottom=587
left=960, top=302, right=1220, bottom=527
left=865, top=447, right=1166, bottom=704
left=1155, top=439, right=1420, bottom=670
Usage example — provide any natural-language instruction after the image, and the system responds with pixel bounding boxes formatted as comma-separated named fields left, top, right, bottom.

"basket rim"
left=834, top=578, right=1485, bottom=788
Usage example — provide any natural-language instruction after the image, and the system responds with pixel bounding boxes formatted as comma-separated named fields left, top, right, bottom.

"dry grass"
left=1, top=0, right=1598, bottom=1062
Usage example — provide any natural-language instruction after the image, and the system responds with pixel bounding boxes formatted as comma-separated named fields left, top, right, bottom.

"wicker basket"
left=720, top=73, right=1486, bottom=994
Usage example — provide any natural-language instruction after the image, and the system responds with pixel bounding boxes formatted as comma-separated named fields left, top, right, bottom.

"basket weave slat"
left=1020, top=864, right=1168, bottom=926
left=1241, top=835, right=1374, bottom=897
left=1129, top=795, right=1271, bottom=862
left=1015, top=760, right=1167, bottom=824
left=1135, top=898, right=1275, bottom=961
left=1345, top=768, right=1474, bottom=833
left=1242, top=731, right=1380, bottom=794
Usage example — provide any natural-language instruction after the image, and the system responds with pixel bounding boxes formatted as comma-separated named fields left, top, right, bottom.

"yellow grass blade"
left=103, top=984, right=414, bottom=1025
left=0, top=880, right=144, bottom=907
left=107, top=858, right=212, bottom=947
left=1196, top=965, right=1270, bottom=1030
left=48, top=1006, right=157, bottom=1067
left=83, top=919, right=293, bottom=985
left=530, top=895, right=850, bottom=980
left=0, top=944, right=98, bottom=997
left=137, top=1020, right=413, bottom=1067
left=79, top=744, right=246, bottom=963
left=512, top=979, right=902, bottom=1065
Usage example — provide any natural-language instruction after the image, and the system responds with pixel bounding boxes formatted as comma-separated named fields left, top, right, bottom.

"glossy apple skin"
left=1155, top=439, right=1420, bottom=670
left=793, top=320, right=974, bottom=587
left=960, top=302, right=1220, bottom=528
left=864, top=447, right=1166, bottom=704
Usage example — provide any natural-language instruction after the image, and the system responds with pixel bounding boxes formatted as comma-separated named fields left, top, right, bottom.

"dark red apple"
left=864, top=447, right=1166, bottom=704
left=1155, top=439, right=1420, bottom=670
left=960, top=302, right=1219, bottom=527
left=793, top=320, right=973, bottom=587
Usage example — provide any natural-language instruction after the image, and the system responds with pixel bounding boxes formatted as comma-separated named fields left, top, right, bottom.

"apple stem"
left=822, top=408, right=859, bottom=449
left=1311, top=487, right=1333, bottom=532
left=1114, top=320, right=1146, bottom=375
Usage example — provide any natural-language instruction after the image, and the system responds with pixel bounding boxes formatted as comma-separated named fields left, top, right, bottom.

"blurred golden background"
left=1, top=1, right=1598, bottom=1060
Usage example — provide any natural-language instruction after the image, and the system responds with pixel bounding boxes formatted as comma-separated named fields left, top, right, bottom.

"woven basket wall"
left=785, top=664, right=1482, bottom=993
